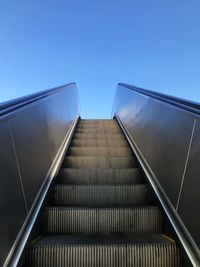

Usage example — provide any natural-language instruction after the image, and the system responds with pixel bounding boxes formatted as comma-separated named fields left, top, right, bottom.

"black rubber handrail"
left=119, top=83, right=200, bottom=116
left=0, top=82, right=76, bottom=117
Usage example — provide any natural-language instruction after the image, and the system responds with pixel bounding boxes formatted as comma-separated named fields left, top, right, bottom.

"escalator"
left=25, top=119, right=181, bottom=267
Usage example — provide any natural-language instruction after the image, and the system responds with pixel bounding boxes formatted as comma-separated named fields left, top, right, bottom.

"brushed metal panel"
left=10, top=102, right=52, bottom=210
left=115, top=86, right=151, bottom=157
left=45, top=88, right=78, bottom=158
left=177, top=119, right=200, bottom=248
left=0, top=120, right=27, bottom=266
left=115, top=86, right=195, bottom=206
left=133, top=99, right=194, bottom=207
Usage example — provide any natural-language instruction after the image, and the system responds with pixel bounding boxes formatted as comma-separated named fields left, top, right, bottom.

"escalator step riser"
left=58, top=168, right=143, bottom=184
left=28, top=243, right=180, bottom=267
left=53, top=185, right=151, bottom=206
left=64, top=156, right=137, bottom=168
left=71, top=139, right=128, bottom=147
left=68, top=147, right=132, bottom=157
left=42, top=207, right=163, bottom=234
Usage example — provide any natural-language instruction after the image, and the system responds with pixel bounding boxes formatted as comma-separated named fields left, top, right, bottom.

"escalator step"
left=41, top=207, right=163, bottom=234
left=76, top=128, right=121, bottom=134
left=28, top=234, right=181, bottom=267
left=68, top=147, right=132, bottom=156
left=58, top=168, right=143, bottom=184
left=53, top=184, right=151, bottom=207
left=64, top=156, right=137, bottom=168
left=74, top=133, right=124, bottom=140
left=71, top=138, right=128, bottom=147
left=77, top=123, right=118, bottom=128
left=79, top=119, right=116, bottom=124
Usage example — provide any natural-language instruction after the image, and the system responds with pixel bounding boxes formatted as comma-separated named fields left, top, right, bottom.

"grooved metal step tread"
left=41, top=207, right=163, bottom=234
left=58, top=168, right=143, bottom=184
left=53, top=184, right=151, bottom=206
left=71, top=139, right=129, bottom=147
left=79, top=119, right=116, bottom=124
left=78, top=121, right=118, bottom=125
left=68, top=147, right=132, bottom=157
left=76, top=125, right=121, bottom=132
left=32, top=233, right=176, bottom=245
left=76, top=128, right=121, bottom=134
left=28, top=235, right=180, bottom=267
left=74, top=133, right=125, bottom=140
left=64, top=156, right=137, bottom=168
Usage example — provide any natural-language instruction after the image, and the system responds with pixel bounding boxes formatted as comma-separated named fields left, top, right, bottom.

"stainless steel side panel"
left=0, top=84, right=79, bottom=266
left=0, top=121, right=27, bottom=266
left=45, top=88, right=79, bottom=158
left=114, top=85, right=195, bottom=206
left=113, top=84, right=200, bottom=252
left=10, top=102, right=52, bottom=210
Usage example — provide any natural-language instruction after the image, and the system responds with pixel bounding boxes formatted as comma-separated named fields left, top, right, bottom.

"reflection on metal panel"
left=113, top=84, right=200, bottom=252
left=178, top=119, right=200, bottom=248
left=133, top=98, right=194, bottom=206
left=114, top=85, right=195, bottom=206
left=45, top=88, right=79, bottom=158
left=0, top=84, right=79, bottom=266
left=10, top=103, right=52, bottom=209
left=0, top=121, right=27, bottom=266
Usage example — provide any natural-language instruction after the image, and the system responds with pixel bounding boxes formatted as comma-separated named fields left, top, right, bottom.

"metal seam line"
left=176, top=118, right=197, bottom=211
left=8, top=120, right=28, bottom=214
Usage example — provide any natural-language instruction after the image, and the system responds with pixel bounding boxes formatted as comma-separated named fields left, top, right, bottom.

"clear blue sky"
left=0, top=0, right=200, bottom=118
